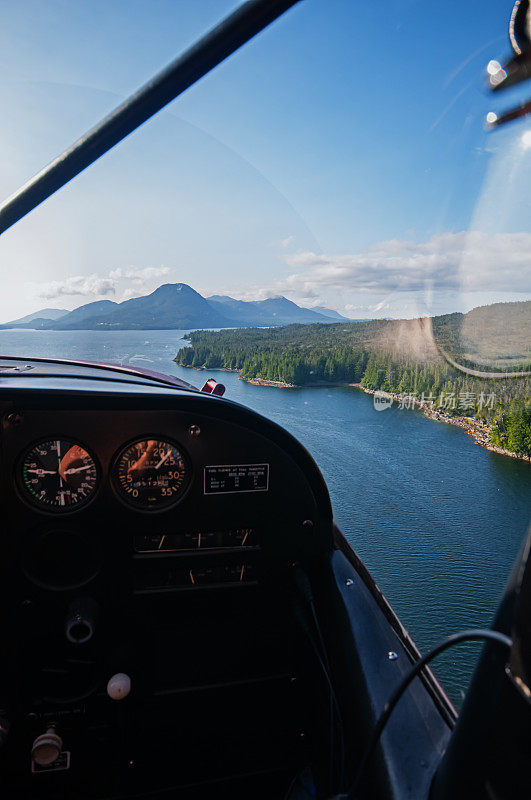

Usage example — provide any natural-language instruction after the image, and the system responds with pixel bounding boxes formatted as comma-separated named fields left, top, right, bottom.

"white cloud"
left=206, top=231, right=531, bottom=320
left=205, top=284, right=280, bottom=302
left=112, top=266, right=172, bottom=301
left=280, top=231, right=531, bottom=295
left=109, top=266, right=171, bottom=280
left=345, top=300, right=391, bottom=313
left=280, top=235, right=295, bottom=248
left=269, top=234, right=296, bottom=249
left=121, top=287, right=144, bottom=300
left=38, top=274, right=116, bottom=300
left=36, top=265, right=173, bottom=302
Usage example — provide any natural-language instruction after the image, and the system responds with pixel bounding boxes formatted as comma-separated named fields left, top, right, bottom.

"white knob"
left=106, top=672, right=131, bottom=700
left=32, top=728, right=63, bottom=766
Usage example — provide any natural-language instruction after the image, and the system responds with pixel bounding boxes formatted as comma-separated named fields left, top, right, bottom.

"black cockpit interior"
left=0, top=359, right=457, bottom=800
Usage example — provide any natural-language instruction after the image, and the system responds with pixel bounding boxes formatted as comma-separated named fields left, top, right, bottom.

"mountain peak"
left=153, top=283, right=197, bottom=295
left=6, top=283, right=347, bottom=331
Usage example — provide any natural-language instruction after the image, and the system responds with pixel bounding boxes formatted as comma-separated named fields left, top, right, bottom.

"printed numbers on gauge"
left=113, top=438, right=190, bottom=510
left=20, top=439, right=98, bottom=511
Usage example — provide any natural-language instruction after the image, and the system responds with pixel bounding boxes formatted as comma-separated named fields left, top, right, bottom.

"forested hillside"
left=175, top=309, right=531, bottom=456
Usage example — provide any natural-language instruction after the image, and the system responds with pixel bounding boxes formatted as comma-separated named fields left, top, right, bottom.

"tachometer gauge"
left=113, top=438, right=190, bottom=510
left=20, top=439, right=98, bottom=511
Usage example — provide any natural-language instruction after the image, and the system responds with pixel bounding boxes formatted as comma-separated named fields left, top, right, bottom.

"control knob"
left=31, top=726, right=62, bottom=766
left=107, top=672, right=131, bottom=700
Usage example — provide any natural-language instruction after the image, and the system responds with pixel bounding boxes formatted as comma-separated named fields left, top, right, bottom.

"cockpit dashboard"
left=0, top=358, right=335, bottom=799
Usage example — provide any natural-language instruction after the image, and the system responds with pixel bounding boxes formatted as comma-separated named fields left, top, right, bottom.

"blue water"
left=2, top=328, right=530, bottom=705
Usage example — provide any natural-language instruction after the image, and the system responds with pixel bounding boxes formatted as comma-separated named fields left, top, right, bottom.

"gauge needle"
left=64, top=465, right=92, bottom=474
left=57, top=440, right=63, bottom=486
left=26, top=469, right=56, bottom=475
left=56, top=440, right=66, bottom=505
left=155, top=450, right=171, bottom=470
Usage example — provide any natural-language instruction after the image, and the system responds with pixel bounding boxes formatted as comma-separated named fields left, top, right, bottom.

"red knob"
left=201, top=379, right=225, bottom=396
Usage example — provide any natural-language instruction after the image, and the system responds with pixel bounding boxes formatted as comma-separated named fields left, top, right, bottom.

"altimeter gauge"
left=112, top=437, right=191, bottom=510
left=19, top=439, right=99, bottom=511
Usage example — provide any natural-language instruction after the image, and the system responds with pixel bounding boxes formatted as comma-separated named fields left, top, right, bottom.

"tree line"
left=175, top=323, right=531, bottom=456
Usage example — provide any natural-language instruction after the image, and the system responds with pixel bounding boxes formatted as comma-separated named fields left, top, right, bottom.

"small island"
left=175, top=304, right=531, bottom=463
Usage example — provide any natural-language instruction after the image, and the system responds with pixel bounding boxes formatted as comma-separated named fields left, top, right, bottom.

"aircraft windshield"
left=0, top=0, right=529, bottom=703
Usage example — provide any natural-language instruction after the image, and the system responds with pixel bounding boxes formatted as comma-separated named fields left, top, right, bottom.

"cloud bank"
left=108, top=266, right=171, bottom=281
left=37, top=266, right=171, bottom=301
left=38, top=274, right=116, bottom=300
left=280, top=231, right=531, bottom=297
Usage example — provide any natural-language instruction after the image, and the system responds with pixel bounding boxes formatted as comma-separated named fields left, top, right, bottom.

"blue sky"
left=0, top=0, right=530, bottom=320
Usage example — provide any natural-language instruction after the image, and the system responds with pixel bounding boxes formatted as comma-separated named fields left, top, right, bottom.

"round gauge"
left=20, top=439, right=98, bottom=511
left=113, top=438, right=190, bottom=510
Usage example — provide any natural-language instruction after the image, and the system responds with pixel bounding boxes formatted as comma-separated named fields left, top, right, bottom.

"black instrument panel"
left=0, top=383, right=333, bottom=798
left=1, top=395, right=332, bottom=559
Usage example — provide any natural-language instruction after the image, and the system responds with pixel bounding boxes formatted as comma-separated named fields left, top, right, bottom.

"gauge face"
left=113, top=438, right=190, bottom=510
left=20, top=439, right=98, bottom=511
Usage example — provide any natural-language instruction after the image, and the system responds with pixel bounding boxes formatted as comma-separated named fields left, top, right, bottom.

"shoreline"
left=239, top=376, right=295, bottom=388
left=174, top=362, right=529, bottom=464
left=238, top=376, right=353, bottom=389
left=350, top=384, right=530, bottom=464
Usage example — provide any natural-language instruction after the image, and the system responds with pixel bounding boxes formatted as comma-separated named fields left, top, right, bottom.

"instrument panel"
left=0, top=396, right=332, bottom=595
left=16, top=435, right=193, bottom=514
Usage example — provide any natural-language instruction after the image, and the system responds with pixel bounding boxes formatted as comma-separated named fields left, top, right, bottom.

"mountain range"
left=0, top=284, right=356, bottom=331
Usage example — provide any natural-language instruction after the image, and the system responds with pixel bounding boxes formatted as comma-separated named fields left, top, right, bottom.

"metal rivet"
left=346, top=578, right=354, bottom=586
left=188, top=424, right=200, bottom=437
left=388, top=651, right=398, bottom=661
left=302, top=519, right=313, bottom=529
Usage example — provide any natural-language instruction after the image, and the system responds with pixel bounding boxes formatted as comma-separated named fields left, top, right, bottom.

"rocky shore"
left=351, top=384, right=530, bottom=464
left=238, top=375, right=352, bottom=389
left=238, top=376, right=295, bottom=388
